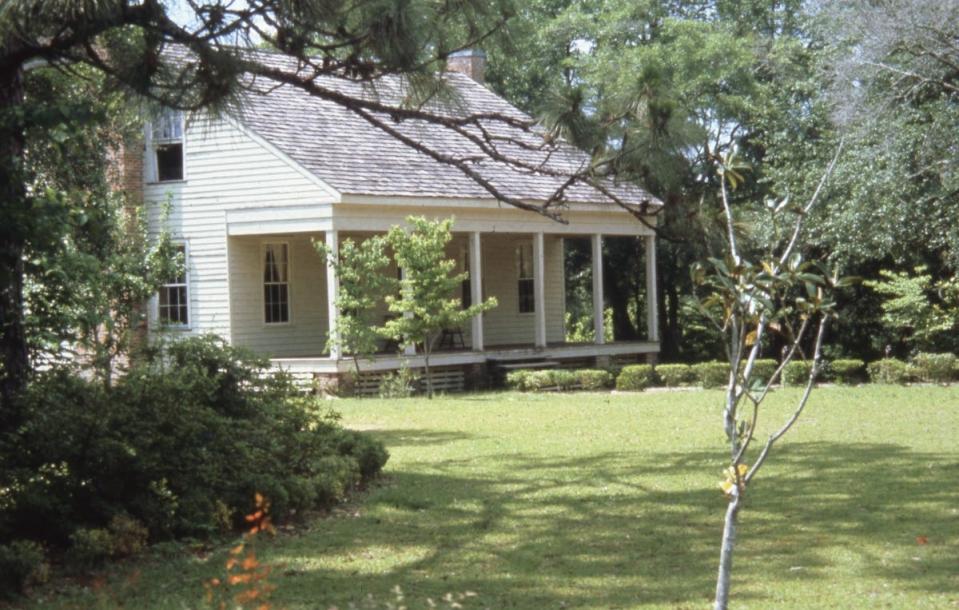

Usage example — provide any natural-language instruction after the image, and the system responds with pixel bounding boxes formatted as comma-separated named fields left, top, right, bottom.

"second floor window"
left=153, top=109, right=184, bottom=182
left=158, top=244, right=189, bottom=326
left=517, top=242, right=534, bottom=313
left=263, top=243, right=290, bottom=324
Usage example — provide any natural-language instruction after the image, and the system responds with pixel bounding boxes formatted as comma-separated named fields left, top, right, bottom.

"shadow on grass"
left=362, top=428, right=481, bottom=448
left=259, top=440, right=958, bottom=609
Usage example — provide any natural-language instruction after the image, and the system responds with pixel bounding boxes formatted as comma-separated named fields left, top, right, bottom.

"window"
left=158, top=244, right=189, bottom=326
left=263, top=243, right=290, bottom=324
left=516, top=242, right=534, bottom=313
left=152, top=109, right=184, bottom=182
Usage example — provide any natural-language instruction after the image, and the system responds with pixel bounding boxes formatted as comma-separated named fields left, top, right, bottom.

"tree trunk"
left=714, top=492, right=741, bottom=610
left=423, top=347, right=433, bottom=399
left=0, top=59, right=27, bottom=414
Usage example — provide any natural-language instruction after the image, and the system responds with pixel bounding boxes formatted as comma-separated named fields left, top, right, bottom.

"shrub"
left=829, top=359, right=866, bottom=384
left=506, top=370, right=533, bottom=391
left=867, top=358, right=911, bottom=384
left=616, top=364, right=654, bottom=391
left=378, top=364, right=419, bottom=397
left=0, top=541, right=49, bottom=598
left=911, top=352, right=957, bottom=383
left=783, top=360, right=813, bottom=386
left=746, top=359, right=779, bottom=384
left=524, top=370, right=556, bottom=391
left=654, top=364, right=695, bottom=387
left=694, top=361, right=728, bottom=389
left=0, top=336, right=389, bottom=563
left=575, top=369, right=614, bottom=390
left=551, top=370, right=578, bottom=391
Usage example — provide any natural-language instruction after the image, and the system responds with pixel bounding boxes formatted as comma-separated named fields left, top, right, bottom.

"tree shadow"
left=364, top=428, right=481, bottom=448
left=255, top=440, right=958, bottom=609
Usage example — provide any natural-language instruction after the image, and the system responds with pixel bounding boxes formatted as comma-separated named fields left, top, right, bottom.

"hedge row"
left=505, top=352, right=959, bottom=394
left=506, top=369, right=614, bottom=392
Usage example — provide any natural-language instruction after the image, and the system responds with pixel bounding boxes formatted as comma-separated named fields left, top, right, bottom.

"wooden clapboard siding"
left=144, top=114, right=337, bottom=342
left=481, top=234, right=564, bottom=347
left=228, top=234, right=329, bottom=357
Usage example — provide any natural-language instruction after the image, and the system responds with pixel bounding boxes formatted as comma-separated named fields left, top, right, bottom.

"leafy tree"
left=485, top=0, right=819, bottom=360
left=694, top=147, right=847, bottom=610
left=383, top=217, right=497, bottom=398
left=865, top=267, right=959, bottom=354
left=314, top=235, right=395, bottom=372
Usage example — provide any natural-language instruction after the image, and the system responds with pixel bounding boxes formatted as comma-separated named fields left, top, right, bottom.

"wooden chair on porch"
left=436, top=327, right=466, bottom=351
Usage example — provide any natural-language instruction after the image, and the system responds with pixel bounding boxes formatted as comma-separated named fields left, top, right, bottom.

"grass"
left=17, top=385, right=959, bottom=609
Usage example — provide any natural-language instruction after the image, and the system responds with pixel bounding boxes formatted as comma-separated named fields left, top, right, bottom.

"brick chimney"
left=446, top=49, right=486, bottom=84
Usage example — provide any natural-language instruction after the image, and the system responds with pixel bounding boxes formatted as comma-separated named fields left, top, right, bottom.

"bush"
left=746, top=359, right=779, bottom=384
left=616, top=365, right=654, bottom=391
left=867, top=358, right=911, bottom=384
left=911, top=352, right=957, bottom=383
left=783, top=360, right=813, bottom=386
left=506, top=370, right=532, bottom=391
left=377, top=364, right=419, bottom=397
left=0, top=336, right=389, bottom=564
left=828, top=359, right=866, bottom=384
left=575, top=369, right=614, bottom=390
left=654, top=364, right=695, bottom=387
left=0, top=541, right=49, bottom=598
left=693, top=361, right=728, bottom=389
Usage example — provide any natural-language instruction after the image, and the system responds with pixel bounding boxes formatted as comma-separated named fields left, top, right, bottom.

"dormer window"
left=152, top=109, right=184, bottom=182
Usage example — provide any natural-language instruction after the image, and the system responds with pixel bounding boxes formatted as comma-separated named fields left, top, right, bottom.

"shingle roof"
left=229, top=51, right=661, bottom=208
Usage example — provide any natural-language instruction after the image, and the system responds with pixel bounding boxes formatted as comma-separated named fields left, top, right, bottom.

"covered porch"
left=224, top=201, right=659, bottom=379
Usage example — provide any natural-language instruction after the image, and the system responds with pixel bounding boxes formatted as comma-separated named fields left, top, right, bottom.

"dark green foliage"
left=0, top=336, right=388, bottom=573
left=654, top=364, right=695, bottom=387
left=0, top=541, right=49, bottom=598
left=743, top=359, right=778, bottom=384
left=616, top=365, right=654, bottom=391
left=910, top=353, right=957, bottom=384
left=783, top=361, right=813, bottom=386
left=828, top=359, right=866, bottom=384
left=575, top=369, right=614, bottom=391
left=506, top=370, right=532, bottom=391
left=693, top=361, right=729, bottom=389
left=867, top=359, right=912, bottom=385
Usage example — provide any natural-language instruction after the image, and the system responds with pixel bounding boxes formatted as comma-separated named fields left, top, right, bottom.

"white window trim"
left=145, top=110, right=188, bottom=184
left=516, top=241, right=535, bottom=315
left=261, top=240, right=293, bottom=326
left=154, top=240, right=191, bottom=331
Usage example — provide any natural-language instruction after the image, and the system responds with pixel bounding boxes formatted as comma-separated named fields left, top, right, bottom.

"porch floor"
left=272, top=340, right=659, bottom=375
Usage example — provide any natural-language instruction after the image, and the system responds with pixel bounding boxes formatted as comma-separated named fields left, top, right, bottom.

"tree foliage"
left=315, top=235, right=395, bottom=371
left=383, top=217, right=497, bottom=397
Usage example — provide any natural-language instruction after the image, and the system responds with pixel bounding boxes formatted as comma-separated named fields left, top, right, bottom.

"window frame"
left=516, top=241, right=535, bottom=314
left=262, top=241, right=293, bottom=326
left=147, top=109, right=187, bottom=183
left=157, top=241, right=191, bottom=329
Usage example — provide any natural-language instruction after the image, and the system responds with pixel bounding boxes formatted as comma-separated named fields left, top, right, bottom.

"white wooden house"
left=134, top=50, right=662, bottom=390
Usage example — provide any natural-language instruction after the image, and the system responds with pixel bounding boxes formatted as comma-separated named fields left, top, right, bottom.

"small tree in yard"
left=694, top=145, right=850, bottom=610
left=384, top=217, right=497, bottom=398
left=315, top=235, right=395, bottom=373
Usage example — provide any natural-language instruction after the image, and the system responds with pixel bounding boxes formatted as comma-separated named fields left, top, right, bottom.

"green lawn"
left=20, top=386, right=959, bottom=609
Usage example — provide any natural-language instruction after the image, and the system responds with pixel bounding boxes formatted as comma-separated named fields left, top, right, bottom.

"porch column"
left=645, top=234, right=659, bottom=342
left=400, top=267, right=416, bottom=356
left=325, top=230, right=341, bottom=359
left=469, top=231, right=484, bottom=351
left=533, top=232, right=547, bottom=348
left=591, top=233, right=605, bottom=345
